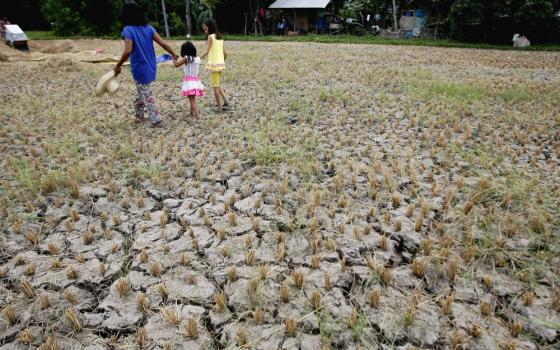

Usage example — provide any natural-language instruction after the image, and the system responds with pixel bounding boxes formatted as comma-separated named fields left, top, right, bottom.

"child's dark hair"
left=121, top=1, right=147, bottom=26
left=180, top=41, right=197, bottom=62
left=204, top=19, right=222, bottom=40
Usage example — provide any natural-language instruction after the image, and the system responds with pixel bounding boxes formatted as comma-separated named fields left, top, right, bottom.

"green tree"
left=40, top=0, right=84, bottom=35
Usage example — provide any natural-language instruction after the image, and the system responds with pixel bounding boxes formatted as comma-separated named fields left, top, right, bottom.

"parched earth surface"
left=0, top=40, right=559, bottom=349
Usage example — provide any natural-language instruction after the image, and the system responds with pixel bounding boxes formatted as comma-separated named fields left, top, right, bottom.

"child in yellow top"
left=201, top=19, right=230, bottom=112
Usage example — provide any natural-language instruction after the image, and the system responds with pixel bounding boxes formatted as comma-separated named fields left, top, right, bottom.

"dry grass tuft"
left=40, top=293, right=50, bottom=309
left=551, top=288, right=560, bottom=312
left=236, top=328, right=248, bottom=346
left=137, top=293, right=150, bottom=313
left=157, top=283, right=169, bottom=300
left=285, top=318, right=298, bottom=336
left=66, top=266, right=78, bottom=279
left=258, top=264, right=269, bottom=280
left=253, top=308, right=264, bottom=324
left=369, top=289, right=381, bottom=308
left=467, top=322, right=482, bottom=337
left=522, top=291, right=534, bottom=306
left=280, top=283, right=290, bottom=303
left=326, top=238, right=336, bottom=251
left=3, top=305, right=17, bottom=326
left=379, top=235, right=389, bottom=251
left=482, top=274, right=494, bottom=289
left=441, top=294, right=454, bottom=316
left=116, top=277, right=131, bottom=297
left=70, top=208, right=80, bottom=222
left=480, top=300, right=493, bottom=316
left=65, top=308, right=82, bottom=332
left=379, top=267, right=393, bottom=286
left=311, top=255, right=320, bottom=270
left=150, top=262, right=161, bottom=277
left=311, top=290, right=321, bottom=310
left=446, top=257, right=459, bottom=282
left=19, top=328, right=33, bottom=345
left=76, top=253, right=86, bottom=263
left=40, top=336, right=59, bottom=350
left=227, top=212, right=237, bottom=226
left=138, top=249, right=148, bottom=263
left=324, top=272, right=332, bottom=291
left=245, top=249, right=256, bottom=265
left=136, top=327, right=148, bottom=348
left=185, top=318, right=198, bottom=338
left=227, top=266, right=238, bottom=282
left=180, top=253, right=191, bottom=266
left=415, top=216, right=424, bottom=232
left=20, top=280, right=36, bottom=299
left=26, top=231, right=39, bottom=246
left=214, top=292, right=227, bottom=312
left=292, top=270, right=304, bottom=289
left=64, top=289, right=77, bottom=304
left=411, top=258, right=427, bottom=278
left=47, top=243, right=60, bottom=255
left=161, top=306, right=181, bottom=326
left=83, top=231, right=94, bottom=245
left=511, top=320, right=523, bottom=337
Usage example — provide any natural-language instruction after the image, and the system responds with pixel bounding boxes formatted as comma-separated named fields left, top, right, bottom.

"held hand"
left=114, top=64, right=122, bottom=76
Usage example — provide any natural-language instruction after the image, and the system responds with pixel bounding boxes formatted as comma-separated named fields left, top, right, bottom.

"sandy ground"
left=0, top=39, right=559, bottom=349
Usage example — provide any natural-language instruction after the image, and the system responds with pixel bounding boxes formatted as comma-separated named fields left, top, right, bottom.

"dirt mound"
left=0, top=43, right=28, bottom=62
left=28, top=39, right=74, bottom=54
left=42, top=56, right=81, bottom=72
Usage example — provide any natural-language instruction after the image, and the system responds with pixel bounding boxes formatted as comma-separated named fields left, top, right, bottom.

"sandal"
left=150, top=120, right=164, bottom=128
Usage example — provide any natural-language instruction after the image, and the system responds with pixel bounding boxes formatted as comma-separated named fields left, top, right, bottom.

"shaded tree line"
left=1, top=0, right=559, bottom=42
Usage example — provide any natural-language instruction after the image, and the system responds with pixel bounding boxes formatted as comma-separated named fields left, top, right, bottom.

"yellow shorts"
left=210, top=72, right=221, bottom=88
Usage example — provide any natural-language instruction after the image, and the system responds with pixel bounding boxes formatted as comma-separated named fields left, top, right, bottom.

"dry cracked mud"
left=1, top=40, right=559, bottom=349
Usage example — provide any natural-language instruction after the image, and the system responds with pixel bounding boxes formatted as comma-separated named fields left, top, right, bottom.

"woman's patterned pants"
left=134, top=82, right=161, bottom=124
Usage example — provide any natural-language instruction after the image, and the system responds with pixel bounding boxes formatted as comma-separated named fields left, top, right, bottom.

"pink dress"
left=182, top=57, right=205, bottom=97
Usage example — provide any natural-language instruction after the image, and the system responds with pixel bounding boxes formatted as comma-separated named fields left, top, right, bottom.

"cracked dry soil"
left=1, top=40, right=559, bottom=349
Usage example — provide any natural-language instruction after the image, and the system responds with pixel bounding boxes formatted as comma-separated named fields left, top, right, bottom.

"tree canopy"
left=3, top=0, right=560, bottom=42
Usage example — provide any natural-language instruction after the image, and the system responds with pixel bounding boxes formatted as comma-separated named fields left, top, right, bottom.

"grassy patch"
left=407, top=79, right=488, bottom=101
left=499, top=86, right=536, bottom=103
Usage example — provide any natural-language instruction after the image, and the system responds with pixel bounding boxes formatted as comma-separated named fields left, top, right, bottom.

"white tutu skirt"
left=182, top=76, right=205, bottom=97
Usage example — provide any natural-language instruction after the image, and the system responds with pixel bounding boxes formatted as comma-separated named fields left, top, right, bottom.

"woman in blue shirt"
left=114, top=1, right=178, bottom=127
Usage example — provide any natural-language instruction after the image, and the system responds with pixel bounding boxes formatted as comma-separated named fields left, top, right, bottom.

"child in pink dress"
left=173, top=41, right=205, bottom=118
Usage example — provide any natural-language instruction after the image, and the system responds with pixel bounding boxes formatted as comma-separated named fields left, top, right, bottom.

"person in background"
left=0, top=16, right=11, bottom=39
left=200, top=19, right=230, bottom=113
left=114, top=1, right=178, bottom=127
left=173, top=41, right=205, bottom=118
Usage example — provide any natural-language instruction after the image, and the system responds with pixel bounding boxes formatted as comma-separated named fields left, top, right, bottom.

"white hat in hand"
left=95, top=71, right=120, bottom=96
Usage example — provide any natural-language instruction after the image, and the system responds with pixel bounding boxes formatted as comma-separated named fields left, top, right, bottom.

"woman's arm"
left=114, top=39, right=133, bottom=76
left=153, top=32, right=178, bottom=59
left=200, top=36, right=212, bottom=60
left=173, top=56, right=188, bottom=67
left=223, top=46, right=227, bottom=60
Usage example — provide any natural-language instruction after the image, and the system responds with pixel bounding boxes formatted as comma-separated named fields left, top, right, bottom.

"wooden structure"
left=269, top=0, right=331, bottom=34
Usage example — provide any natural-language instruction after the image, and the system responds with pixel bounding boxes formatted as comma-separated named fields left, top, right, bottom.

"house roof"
left=269, top=0, right=331, bottom=9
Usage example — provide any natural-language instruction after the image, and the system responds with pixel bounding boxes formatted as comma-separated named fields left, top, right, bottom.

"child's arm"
left=224, top=46, right=227, bottom=60
left=153, top=32, right=178, bottom=59
left=200, top=36, right=213, bottom=60
left=173, top=56, right=188, bottom=67
left=114, top=39, right=133, bottom=76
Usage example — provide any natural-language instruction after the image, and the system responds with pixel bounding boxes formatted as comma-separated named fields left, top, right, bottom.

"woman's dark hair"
left=181, top=41, right=197, bottom=62
left=204, top=19, right=222, bottom=40
left=121, top=1, right=147, bottom=26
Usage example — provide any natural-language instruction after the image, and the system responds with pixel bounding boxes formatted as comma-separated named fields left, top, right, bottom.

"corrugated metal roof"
left=269, top=0, right=331, bottom=9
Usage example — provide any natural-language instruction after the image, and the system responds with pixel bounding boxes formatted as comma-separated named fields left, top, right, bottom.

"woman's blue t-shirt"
left=122, top=25, right=157, bottom=84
